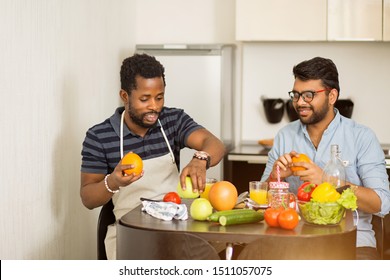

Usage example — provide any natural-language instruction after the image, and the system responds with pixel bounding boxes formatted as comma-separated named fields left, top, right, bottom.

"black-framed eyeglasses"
left=288, top=89, right=328, bottom=103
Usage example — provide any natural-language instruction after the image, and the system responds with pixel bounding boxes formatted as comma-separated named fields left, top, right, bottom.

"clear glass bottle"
left=322, top=144, right=346, bottom=188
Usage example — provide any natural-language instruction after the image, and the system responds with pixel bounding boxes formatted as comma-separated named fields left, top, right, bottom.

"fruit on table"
left=291, top=153, right=311, bottom=172
left=311, top=182, right=341, bottom=202
left=297, top=182, right=318, bottom=202
left=218, top=209, right=264, bottom=226
left=163, top=192, right=181, bottom=204
left=208, top=181, right=238, bottom=211
left=277, top=208, right=299, bottom=230
left=264, top=207, right=283, bottom=227
left=176, top=176, right=200, bottom=199
left=190, top=198, right=213, bottom=221
left=122, top=152, right=143, bottom=175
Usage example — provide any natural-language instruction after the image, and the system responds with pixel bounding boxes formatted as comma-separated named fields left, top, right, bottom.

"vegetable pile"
left=298, top=181, right=358, bottom=225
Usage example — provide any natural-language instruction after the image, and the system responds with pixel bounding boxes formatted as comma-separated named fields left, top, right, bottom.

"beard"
left=298, top=102, right=330, bottom=125
left=127, top=106, right=160, bottom=129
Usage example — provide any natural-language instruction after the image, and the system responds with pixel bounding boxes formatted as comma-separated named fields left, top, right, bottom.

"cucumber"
left=207, top=209, right=257, bottom=222
left=218, top=211, right=264, bottom=226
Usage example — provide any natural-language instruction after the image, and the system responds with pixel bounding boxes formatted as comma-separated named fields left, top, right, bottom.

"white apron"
left=105, top=112, right=179, bottom=260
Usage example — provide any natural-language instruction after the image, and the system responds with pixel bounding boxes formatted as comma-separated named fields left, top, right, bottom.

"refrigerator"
left=135, top=44, right=235, bottom=180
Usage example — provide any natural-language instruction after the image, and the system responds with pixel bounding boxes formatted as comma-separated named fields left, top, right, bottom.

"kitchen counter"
left=228, top=143, right=390, bottom=167
left=224, top=143, right=390, bottom=194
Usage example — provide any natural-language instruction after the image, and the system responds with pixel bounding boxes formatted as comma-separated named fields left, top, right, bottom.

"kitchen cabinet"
left=328, top=0, right=383, bottom=41
left=235, top=0, right=327, bottom=41
left=236, top=0, right=386, bottom=41
left=385, top=0, right=390, bottom=41
left=223, top=145, right=269, bottom=195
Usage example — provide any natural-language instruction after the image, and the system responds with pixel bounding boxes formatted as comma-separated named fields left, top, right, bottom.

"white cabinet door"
left=328, top=0, right=382, bottom=41
left=384, top=0, right=390, bottom=41
left=236, top=0, right=327, bottom=41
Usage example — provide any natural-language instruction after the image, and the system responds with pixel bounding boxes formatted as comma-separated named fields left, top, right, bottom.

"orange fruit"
left=291, top=153, right=311, bottom=172
left=208, top=181, right=238, bottom=211
left=121, top=152, right=143, bottom=175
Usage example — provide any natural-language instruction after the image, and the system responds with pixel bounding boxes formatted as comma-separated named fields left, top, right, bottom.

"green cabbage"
left=337, top=188, right=358, bottom=211
left=300, top=201, right=345, bottom=225
left=299, top=188, right=357, bottom=225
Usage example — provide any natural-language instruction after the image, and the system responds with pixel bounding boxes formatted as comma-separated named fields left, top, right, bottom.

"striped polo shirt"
left=81, top=106, right=203, bottom=174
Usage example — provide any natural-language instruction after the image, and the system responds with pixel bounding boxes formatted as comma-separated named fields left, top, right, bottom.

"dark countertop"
left=228, top=143, right=390, bottom=167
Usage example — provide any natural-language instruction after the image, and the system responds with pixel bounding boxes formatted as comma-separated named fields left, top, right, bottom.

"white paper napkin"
left=141, top=201, right=188, bottom=221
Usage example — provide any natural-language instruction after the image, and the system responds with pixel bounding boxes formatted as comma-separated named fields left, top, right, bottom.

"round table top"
left=119, top=199, right=357, bottom=244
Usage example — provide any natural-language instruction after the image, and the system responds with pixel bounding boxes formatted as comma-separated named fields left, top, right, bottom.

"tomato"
left=278, top=208, right=299, bottom=230
left=297, top=182, right=317, bottom=202
left=163, top=192, right=182, bottom=204
left=264, top=207, right=283, bottom=227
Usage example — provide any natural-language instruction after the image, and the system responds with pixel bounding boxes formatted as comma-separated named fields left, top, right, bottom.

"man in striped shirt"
left=80, top=53, right=225, bottom=259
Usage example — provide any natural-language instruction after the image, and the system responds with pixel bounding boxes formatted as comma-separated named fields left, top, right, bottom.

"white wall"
left=0, top=0, right=135, bottom=259
left=0, top=0, right=236, bottom=260
left=2, top=0, right=388, bottom=260
left=241, top=42, right=390, bottom=144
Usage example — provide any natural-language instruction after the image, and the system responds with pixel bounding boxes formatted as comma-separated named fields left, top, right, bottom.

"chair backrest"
left=372, top=214, right=390, bottom=260
left=97, top=199, right=115, bottom=260
left=116, top=222, right=221, bottom=260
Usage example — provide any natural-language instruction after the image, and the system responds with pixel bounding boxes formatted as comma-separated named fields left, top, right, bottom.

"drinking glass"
left=200, top=178, right=217, bottom=200
left=249, top=181, right=268, bottom=205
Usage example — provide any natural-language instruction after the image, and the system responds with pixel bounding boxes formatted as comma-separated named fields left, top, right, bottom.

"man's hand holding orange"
left=291, top=153, right=311, bottom=172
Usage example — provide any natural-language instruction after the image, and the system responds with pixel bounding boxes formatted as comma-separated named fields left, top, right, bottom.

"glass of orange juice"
left=200, top=178, right=217, bottom=200
left=249, top=181, right=268, bottom=205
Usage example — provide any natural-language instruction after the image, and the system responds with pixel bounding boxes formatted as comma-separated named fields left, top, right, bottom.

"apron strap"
left=158, top=119, right=175, bottom=164
left=120, top=111, right=175, bottom=164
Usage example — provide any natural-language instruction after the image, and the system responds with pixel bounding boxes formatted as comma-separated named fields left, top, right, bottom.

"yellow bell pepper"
left=311, top=182, right=341, bottom=202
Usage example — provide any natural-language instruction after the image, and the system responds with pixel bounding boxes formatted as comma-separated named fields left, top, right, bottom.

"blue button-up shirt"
left=261, top=109, right=390, bottom=247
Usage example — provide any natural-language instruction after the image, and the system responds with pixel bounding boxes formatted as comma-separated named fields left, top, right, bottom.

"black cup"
left=285, top=99, right=299, bottom=122
left=335, top=99, right=354, bottom=118
left=262, top=98, right=285, bottom=123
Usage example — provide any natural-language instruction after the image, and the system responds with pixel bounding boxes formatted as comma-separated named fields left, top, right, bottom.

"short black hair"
left=120, top=53, right=166, bottom=93
left=293, top=57, right=340, bottom=94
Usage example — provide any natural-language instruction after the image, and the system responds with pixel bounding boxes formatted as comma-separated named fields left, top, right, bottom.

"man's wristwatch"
left=193, top=151, right=211, bottom=169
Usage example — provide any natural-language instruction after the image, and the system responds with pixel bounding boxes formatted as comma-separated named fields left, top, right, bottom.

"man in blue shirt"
left=261, top=57, right=390, bottom=260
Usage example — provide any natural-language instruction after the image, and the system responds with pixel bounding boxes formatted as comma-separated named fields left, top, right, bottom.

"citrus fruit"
left=122, top=152, right=143, bottom=175
left=291, top=153, right=311, bottom=172
left=208, top=181, right=238, bottom=211
left=176, top=176, right=200, bottom=199
left=190, top=198, right=213, bottom=221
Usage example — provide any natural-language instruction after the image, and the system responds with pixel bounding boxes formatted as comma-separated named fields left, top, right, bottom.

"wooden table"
left=117, top=199, right=357, bottom=260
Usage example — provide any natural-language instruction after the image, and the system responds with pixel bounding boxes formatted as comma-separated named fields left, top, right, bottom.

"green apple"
left=190, top=198, right=213, bottom=221
left=176, top=176, right=200, bottom=199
